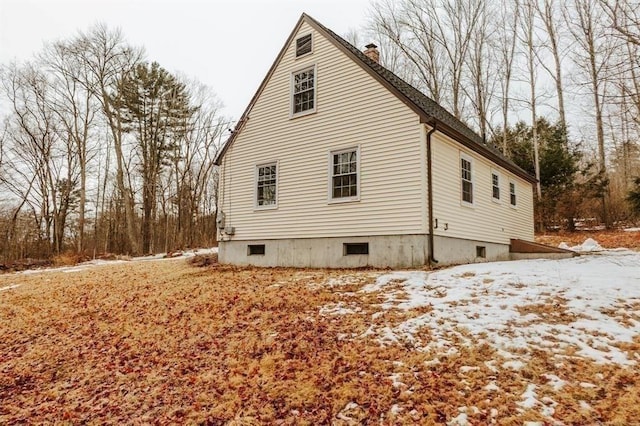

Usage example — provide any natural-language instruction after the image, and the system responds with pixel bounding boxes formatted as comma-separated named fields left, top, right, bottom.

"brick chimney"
left=363, top=43, right=380, bottom=63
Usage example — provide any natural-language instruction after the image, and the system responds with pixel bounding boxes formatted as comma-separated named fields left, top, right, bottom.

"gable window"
left=330, top=147, right=359, bottom=201
left=492, top=171, right=500, bottom=201
left=295, top=34, right=312, bottom=57
left=292, top=66, right=315, bottom=115
left=256, top=162, right=277, bottom=208
left=460, top=154, right=473, bottom=204
left=510, top=182, right=517, bottom=207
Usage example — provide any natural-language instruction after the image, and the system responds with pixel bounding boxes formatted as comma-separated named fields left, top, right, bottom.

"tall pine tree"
left=116, top=62, right=193, bottom=253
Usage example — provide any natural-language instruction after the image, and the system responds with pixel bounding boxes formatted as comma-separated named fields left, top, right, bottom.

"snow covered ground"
left=14, top=247, right=219, bottom=276
left=320, top=240, right=640, bottom=422
left=325, top=243, right=640, bottom=366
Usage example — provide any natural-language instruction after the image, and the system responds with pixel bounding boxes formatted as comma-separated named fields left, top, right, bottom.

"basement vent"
left=476, top=246, right=486, bottom=258
left=296, top=34, right=312, bottom=57
left=344, top=242, right=369, bottom=255
left=248, top=244, right=265, bottom=256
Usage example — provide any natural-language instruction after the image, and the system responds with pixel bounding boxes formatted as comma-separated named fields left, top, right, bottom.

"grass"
left=0, top=253, right=638, bottom=424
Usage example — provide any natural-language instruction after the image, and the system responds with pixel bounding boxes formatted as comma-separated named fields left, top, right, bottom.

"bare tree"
left=536, top=0, right=569, bottom=138
left=66, top=24, right=144, bottom=254
left=495, top=1, right=520, bottom=154
left=566, top=0, right=616, bottom=226
left=519, top=0, right=542, bottom=201
left=463, top=0, right=496, bottom=141
left=0, top=62, right=78, bottom=255
left=40, top=41, right=97, bottom=253
left=599, top=0, right=640, bottom=46
left=368, top=0, right=447, bottom=104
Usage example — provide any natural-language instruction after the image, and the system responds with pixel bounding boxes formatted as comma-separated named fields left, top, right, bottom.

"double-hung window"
left=460, top=154, right=473, bottom=204
left=492, top=171, right=500, bottom=201
left=256, top=162, right=277, bottom=208
left=510, top=182, right=517, bottom=207
left=330, top=147, right=359, bottom=201
left=292, top=66, right=315, bottom=115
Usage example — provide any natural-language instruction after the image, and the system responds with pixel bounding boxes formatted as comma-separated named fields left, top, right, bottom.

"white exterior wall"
left=430, top=131, right=535, bottom=244
left=218, top=22, right=425, bottom=240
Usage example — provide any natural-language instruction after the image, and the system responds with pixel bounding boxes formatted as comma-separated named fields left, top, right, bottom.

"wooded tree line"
left=0, top=25, right=227, bottom=261
left=363, top=0, right=640, bottom=230
left=1, top=1, right=639, bottom=262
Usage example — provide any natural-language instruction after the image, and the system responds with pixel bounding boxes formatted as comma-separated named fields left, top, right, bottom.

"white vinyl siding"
left=218, top=21, right=423, bottom=240
left=431, top=131, right=534, bottom=244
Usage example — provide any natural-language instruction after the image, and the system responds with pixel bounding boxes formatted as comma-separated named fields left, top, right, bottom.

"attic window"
left=296, top=34, right=312, bottom=57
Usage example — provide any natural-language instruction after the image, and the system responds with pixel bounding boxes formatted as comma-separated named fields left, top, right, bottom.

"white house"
left=214, top=13, right=545, bottom=268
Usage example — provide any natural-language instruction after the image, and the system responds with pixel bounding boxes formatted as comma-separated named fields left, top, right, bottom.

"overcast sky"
left=0, top=0, right=372, bottom=120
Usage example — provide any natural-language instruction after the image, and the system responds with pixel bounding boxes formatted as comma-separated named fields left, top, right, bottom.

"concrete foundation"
left=432, top=235, right=510, bottom=265
left=510, top=252, right=575, bottom=261
left=218, top=234, right=512, bottom=268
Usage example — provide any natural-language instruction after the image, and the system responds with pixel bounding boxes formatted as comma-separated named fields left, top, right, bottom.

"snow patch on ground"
left=558, top=237, right=603, bottom=252
left=14, top=247, right=219, bottom=276
left=542, top=374, right=566, bottom=391
left=324, top=246, right=640, bottom=366
left=0, top=284, right=21, bottom=292
left=518, top=384, right=538, bottom=409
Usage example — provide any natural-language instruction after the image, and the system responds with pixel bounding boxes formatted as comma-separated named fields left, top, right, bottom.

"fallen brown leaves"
left=536, top=229, right=640, bottom=250
left=0, top=260, right=638, bottom=424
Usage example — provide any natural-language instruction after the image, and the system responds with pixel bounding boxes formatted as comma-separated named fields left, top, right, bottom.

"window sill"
left=492, top=198, right=501, bottom=204
left=290, top=109, right=317, bottom=119
left=460, top=201, right=475, bottom=209
left=295, top=51, right=313, bottom=60
left=254, top=205, right=278, bottom=212
left=328, top=196, right=360, bottom=205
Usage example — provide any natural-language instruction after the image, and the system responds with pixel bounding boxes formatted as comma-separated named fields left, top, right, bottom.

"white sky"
left=0, top=0, right=372, bottom=120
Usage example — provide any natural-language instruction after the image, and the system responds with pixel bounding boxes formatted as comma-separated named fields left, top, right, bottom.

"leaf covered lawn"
left=0, top=255, right=638, bottom=424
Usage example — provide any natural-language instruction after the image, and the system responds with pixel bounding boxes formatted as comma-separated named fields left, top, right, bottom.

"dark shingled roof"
left=215, top=13, right=536, bottom=184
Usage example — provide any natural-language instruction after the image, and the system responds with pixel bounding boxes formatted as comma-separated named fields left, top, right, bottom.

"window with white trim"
left=492, top=171, right=500, bottom=201
left=256, top=163, right=277, bottom=207
left=295, top=34, right=312, bottom=57
left=510, top=181, right=517, bottom=206
left=292, top=66, right=315, bottom=115
left=331, top=148, right=359, bottom=200
left=460, top=154, right=473, bottom=204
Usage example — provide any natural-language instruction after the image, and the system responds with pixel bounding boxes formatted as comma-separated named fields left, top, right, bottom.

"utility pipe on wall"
left=426, top=122, right=438, bottom=266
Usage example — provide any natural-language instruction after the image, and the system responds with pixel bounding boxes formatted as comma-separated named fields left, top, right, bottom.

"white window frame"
left=290, top=64, right=316, bottom=118
left=460, top=152, right=474, bottom=206
left=328, top=146, right=360, bottom=204
left=509, top=180, right=517, bottom=208
left=254, top=161, right=279, bottom=210
left=295, top=33, right=313, bottom=59
left=491, top=169, right=501, bottom=203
